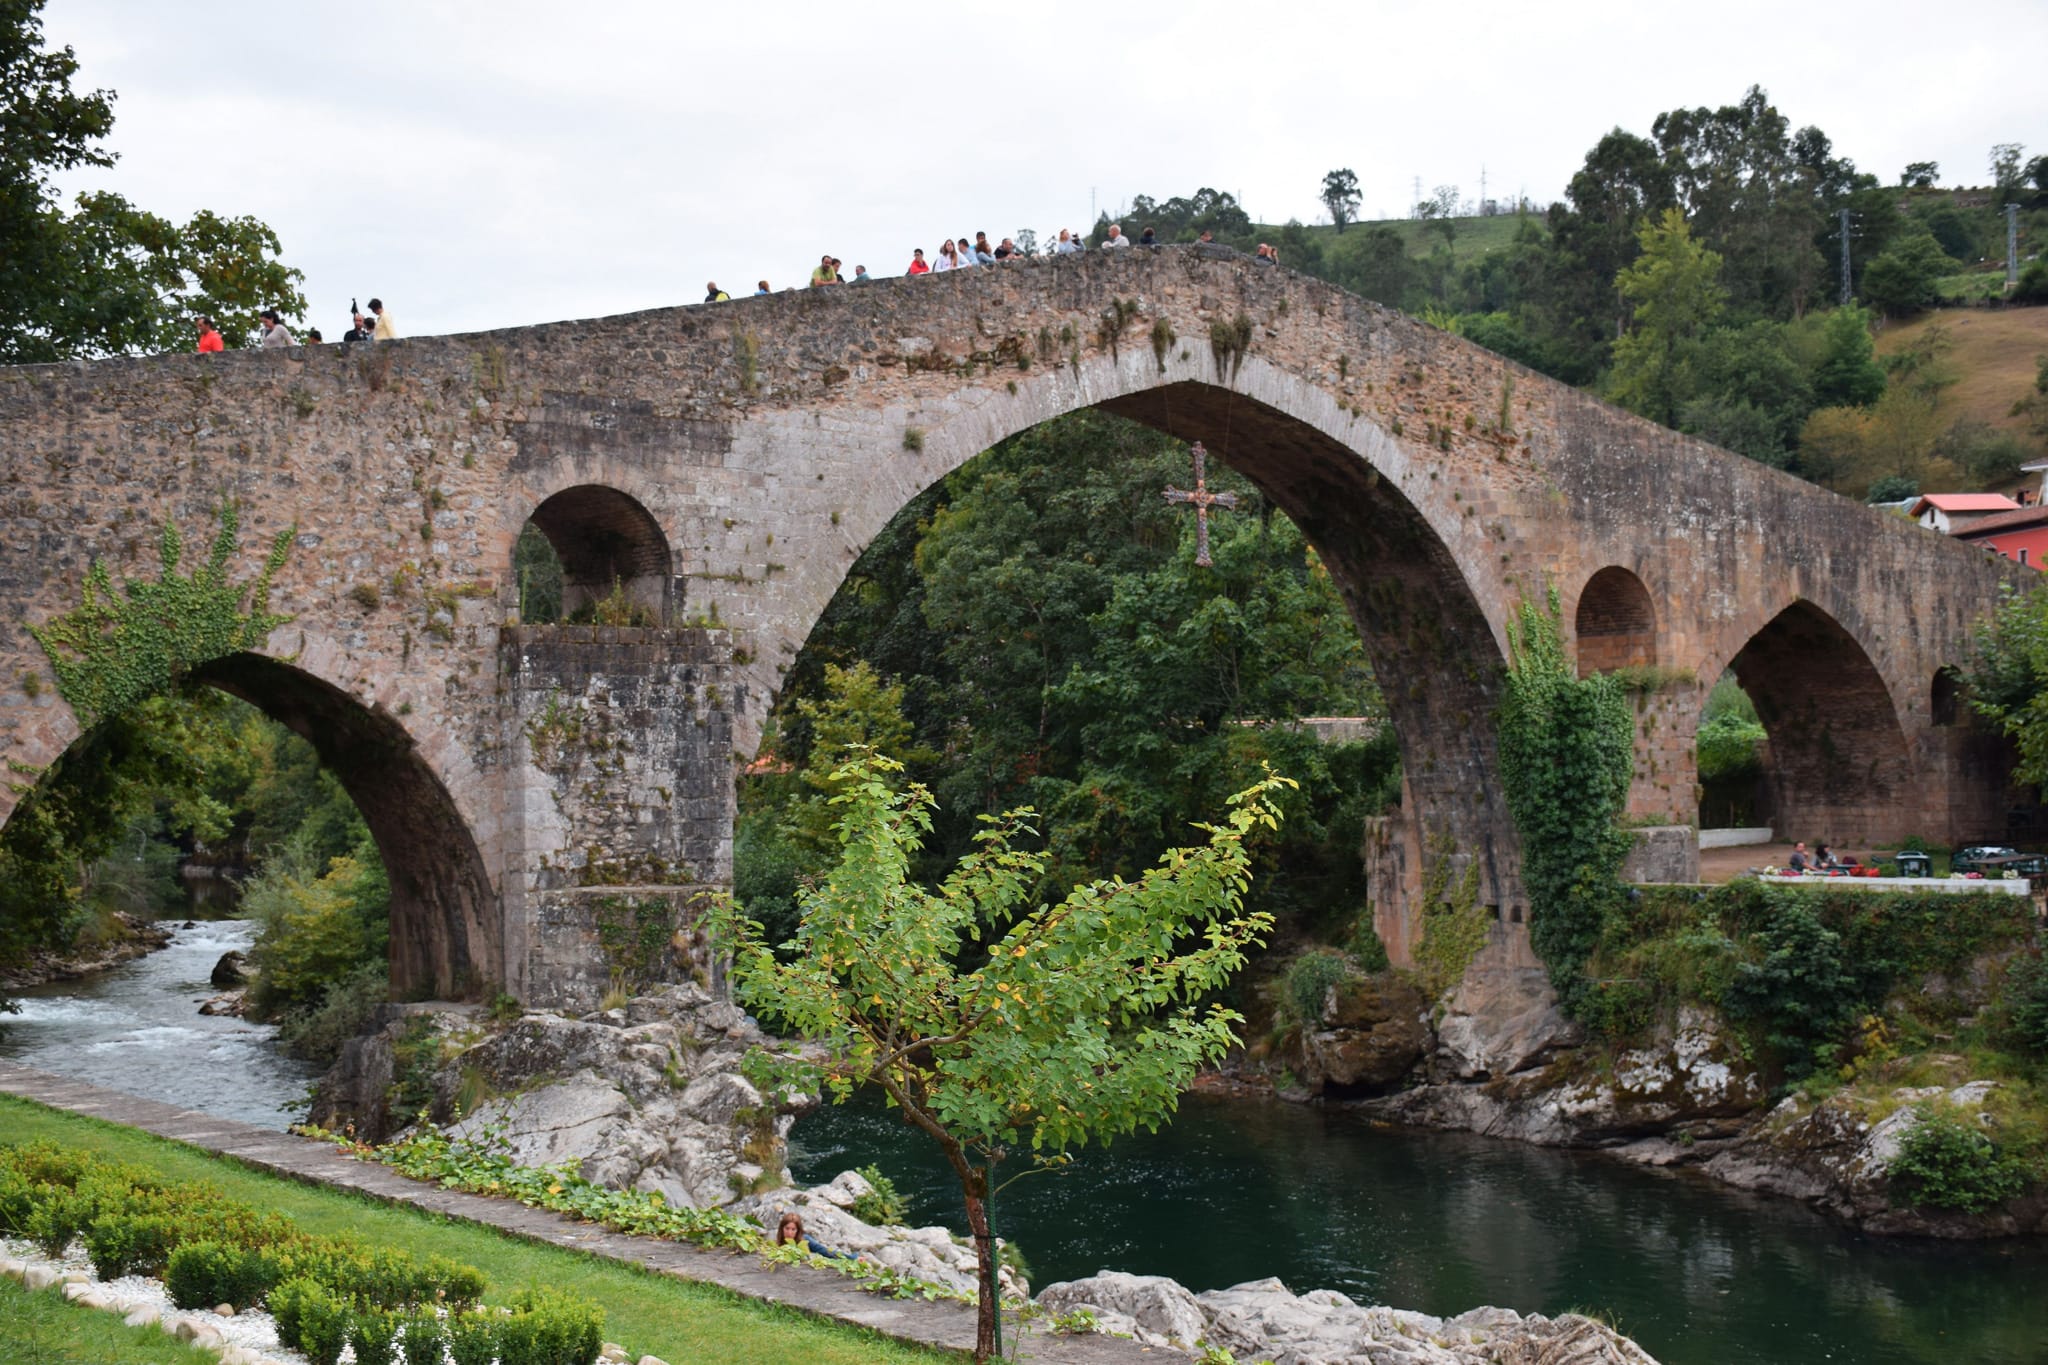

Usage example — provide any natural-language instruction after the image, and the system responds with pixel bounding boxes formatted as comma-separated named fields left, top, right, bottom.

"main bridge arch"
left=0, top=245, right=2026, bottom=1001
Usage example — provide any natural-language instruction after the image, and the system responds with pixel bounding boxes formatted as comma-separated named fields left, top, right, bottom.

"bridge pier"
left=499, top=626, right=741, bottom=1010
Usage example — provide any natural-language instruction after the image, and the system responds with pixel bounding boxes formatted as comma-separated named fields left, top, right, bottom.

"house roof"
left=1909, top=493, right=2023, bottom=516
left=1955, top=504, right=2048, bottom=539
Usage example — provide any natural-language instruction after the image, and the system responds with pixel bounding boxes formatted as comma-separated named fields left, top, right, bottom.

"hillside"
left=1875, top=307, right=2048, bottom=452
left=1281, top=213, right=1540, bottom=264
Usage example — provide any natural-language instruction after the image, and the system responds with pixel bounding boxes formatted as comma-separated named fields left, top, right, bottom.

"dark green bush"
left=1349, top=919, right=1391, bottom=973
left=498, top=1288, right=604, bottom=1365
left=424, top=1253, right=488, bottom=1310
left=166, top=1240, right=281, bottom=1311
left=349, top=1305, right=403, bottom=1365
left=88, top=1212, right=179, bottom=1279
left=24, top=1189, right=90, bottom=1257
left=1284, top=948, right=1351, bottom=1026
left=1720, top=901, right=1866, bottom=1078
left=1886, top=1107, right=2030, bottom=1213
left=446, top=1311, right=501, bottom=1365
left=298, top=1282, right=354, bottom=1365
left=2004, top=949, right=2048, bottom=1054
left=399, top=1309, right=447, bottom=1365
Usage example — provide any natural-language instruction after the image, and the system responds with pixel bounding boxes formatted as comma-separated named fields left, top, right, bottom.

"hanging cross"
left=1162, top=442, right=1238, bottom=567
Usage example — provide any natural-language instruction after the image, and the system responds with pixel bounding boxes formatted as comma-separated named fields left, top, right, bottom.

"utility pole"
left=1090, top=187, right=1097, bottom=229
left=2009, top=203, right=2022, bottom=293
left=1412, top=175, right=1422, bottom=218
left=1839, top=207, right=1853, bottom=305
left=1479, top=165, right=1487, bottom=215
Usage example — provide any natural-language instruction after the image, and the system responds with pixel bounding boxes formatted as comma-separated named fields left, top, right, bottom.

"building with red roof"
left=1908, top=493, right=2022, bottom=534
left=1954, top=503, right=2048, bottom=569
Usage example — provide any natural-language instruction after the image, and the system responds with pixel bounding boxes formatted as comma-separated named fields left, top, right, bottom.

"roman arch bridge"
left=0, top=249, right=2022, bottom=1008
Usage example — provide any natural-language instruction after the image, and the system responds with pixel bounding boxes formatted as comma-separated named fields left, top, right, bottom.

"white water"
left=1, top=920, right=315, bottom=1130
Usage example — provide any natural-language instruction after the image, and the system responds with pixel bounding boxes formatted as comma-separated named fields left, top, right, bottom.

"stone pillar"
left=500, top=625, right=742, bottom=1010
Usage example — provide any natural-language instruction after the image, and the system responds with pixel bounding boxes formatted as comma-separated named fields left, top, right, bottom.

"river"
left=0, top=919, right=314, bottom=1131
left=791, top=1093, right=2048, bottom=1365
left=6, top=941, right=2042, bottom=1365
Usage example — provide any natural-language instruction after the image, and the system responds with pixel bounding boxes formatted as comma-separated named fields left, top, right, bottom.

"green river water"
left=792, top=1093, right=2048, bottom=1365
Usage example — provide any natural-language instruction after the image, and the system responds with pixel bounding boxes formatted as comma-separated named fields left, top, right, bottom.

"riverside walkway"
left=0, top=1061, right=1169, bottom=1363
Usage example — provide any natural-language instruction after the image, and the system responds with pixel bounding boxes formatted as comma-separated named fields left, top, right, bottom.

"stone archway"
left=189, top=653, right=499, bottom=1000
left=1574, top=567, right=1656, bottom=677
left=1721, top=601, right=1911, bottom=847
left=521, top=484, right=676, bottom=622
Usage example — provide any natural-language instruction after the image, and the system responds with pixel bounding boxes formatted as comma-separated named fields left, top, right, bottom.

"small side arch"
left=521, top=485, right=675, bottom=621
left=1720, top=600, right=1911, bottom=846
left=1575, top=566, right=1657, bottom=677
left=1932, top=668, right=1960, bottom=727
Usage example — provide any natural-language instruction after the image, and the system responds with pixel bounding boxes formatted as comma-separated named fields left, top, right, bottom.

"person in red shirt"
left=194, top=317, right=224, bottom=353
left=906, top=248, right=929, bottom=276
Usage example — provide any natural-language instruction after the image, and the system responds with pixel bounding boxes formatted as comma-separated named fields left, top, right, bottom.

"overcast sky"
left=45, top=0, right=2046, bottom=340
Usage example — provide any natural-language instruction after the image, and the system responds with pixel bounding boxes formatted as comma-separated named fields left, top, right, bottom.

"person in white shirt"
left=1053, top=229, right=1082, bottom=255
left=1102, top=224, right=1132, bottom=249
left=933, top=240, right=960, bottom=272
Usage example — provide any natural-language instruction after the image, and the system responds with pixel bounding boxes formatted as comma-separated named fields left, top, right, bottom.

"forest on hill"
left=1088, top=87, right=2048, bottom=501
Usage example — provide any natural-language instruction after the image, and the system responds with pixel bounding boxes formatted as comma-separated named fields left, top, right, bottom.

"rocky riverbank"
left=1233, top=960, right=2048, bottom=1239
left=0, top=912, right=171, bottom=990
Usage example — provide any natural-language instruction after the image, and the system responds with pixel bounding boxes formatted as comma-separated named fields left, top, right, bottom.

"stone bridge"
left=0, top=248, right=2023, bottom=1006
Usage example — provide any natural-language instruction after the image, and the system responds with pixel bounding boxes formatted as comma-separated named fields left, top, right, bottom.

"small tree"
left=709, top=752, right=1288, bottom=1361
left=1320, top=168, right=1362, bottom=234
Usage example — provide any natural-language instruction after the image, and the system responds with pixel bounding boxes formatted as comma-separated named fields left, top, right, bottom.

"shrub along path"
left=0, top=1063, right=1157, bottom=1364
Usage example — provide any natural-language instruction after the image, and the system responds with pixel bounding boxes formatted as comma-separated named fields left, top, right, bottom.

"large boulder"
left=209, top=950, right=248, bottom=988
left=311, top=984, right=810, bottom=1206
left=1037, top=1273, right=1664, bottom=1363
left=1433, top=965, right=1581, bottom=1081
left=1298, top=975, right=1430, bottom=1092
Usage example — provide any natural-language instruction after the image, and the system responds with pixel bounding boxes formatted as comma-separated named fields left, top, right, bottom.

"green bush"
left=1349, top=919, right=1391, bottom=973
left=1285, top=948, right=1351, bottom=1026
left=269, top=1277, right=318, bottom=1352
left=1720, top=901, right=1866, bottom=1078
left=399, top=1309, right=447, bottom=1365
left=425, top=1253, right=489, bottom=1310
left=2003, top=949, right=2048, bottom=1055
left=349, top=1305, right=403, bottom=1365
left=497, top=1288, right=604, bottom=1365
left=24, top=1189, right=90, bottom=1257
left=297, top=1283, right=355, bottom=1365
left=1886, top=1106, right=2030, bottom=1213
left=165, top=1240, right=280, bottom=1311
left=849, top=1164, right=906, bottom=1226
left=445, top=1310, right=501, bottom=1365
left=85, top=1211, right=178, bottom=1279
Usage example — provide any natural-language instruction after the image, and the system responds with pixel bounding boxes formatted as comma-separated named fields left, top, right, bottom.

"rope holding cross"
left=1162, top=442, right=1239, bottom=567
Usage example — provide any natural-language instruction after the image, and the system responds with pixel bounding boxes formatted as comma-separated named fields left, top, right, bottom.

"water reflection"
left=791, top=1092, right=2048, bottom=1365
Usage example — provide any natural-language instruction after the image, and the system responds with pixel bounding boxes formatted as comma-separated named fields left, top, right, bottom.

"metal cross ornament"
left=1162, top=442, right=1239, bottom=567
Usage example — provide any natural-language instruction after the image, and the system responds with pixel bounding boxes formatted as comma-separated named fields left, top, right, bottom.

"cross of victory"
left=1162, top=442, right=1239, bottom=567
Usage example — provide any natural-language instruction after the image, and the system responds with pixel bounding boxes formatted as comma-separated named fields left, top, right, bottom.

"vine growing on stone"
left=1495, top=591, right=1635, bottom=1015
left=29, top=503, right=296, bottom=727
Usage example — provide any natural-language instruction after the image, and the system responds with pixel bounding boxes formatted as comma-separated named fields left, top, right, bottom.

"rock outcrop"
left=311, top=984, right=808, bottom=1207
left=1299, top=975, right=1431, bottom=1092
left=730, top=1169, right=1030, bottom=1302
left=1037, top=1270, right=1662, bottom=1363
left=0, top=912, right=171, bottom=989
left=209, top=950, right=248, bottom=988
left=1701, top=1080, right=2048, bottom=1238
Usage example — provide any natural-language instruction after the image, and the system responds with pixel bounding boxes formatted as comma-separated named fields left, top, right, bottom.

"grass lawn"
left=0, top=1095, right=952, bottom=1365
left=0, top=1276, right=220, bottom=1365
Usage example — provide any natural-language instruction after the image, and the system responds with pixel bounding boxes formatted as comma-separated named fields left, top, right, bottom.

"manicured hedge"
left=0, top=1140, right=605, bottom=1364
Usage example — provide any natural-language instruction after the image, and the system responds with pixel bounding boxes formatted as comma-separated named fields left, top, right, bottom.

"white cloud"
left=45, top=0, right=2048, bottom=338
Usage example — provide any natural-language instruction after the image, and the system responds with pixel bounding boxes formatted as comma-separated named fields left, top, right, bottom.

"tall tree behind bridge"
left=1320, top=168, right=1361, bottom=233
left=0, top=0, right=305, bottom=361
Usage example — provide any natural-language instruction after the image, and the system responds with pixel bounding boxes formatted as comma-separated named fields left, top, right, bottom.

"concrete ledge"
left=0, top=1062, right=1163, bottom=1363
left=1700, top=828, right=1773, bottom=849
left=1750, top=875, right=2032, bottom=895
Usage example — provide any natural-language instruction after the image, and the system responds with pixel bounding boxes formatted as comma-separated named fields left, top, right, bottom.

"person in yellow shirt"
left=368, top=298, right=397, bottom=340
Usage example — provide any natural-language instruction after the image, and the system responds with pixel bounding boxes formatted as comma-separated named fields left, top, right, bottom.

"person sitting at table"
left=1787, top=841, right=1812, bottom=872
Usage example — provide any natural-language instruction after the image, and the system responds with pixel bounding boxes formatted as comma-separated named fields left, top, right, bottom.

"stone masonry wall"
left=0, top=247, right=2027, bottom=993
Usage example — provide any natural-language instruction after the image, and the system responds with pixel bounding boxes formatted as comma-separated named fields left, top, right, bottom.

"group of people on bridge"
left=701, top=225, right=1284, bottom=302
left=192, top=298, right=397, bottom=353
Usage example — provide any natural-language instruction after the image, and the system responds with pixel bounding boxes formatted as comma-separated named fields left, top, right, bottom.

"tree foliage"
left=713, top=753, right=1286, bottom=1360
left=1608, top=208, right=1726, bottom=425
left=1320, top=168, right=1361, bottom=233
left=1960, top=585, right=2048, bottom=801
left=0, top=0, right=305, bottom=361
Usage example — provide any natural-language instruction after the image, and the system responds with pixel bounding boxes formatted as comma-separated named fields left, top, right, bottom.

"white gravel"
left=3, top=1234, right=309, bottom=1364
